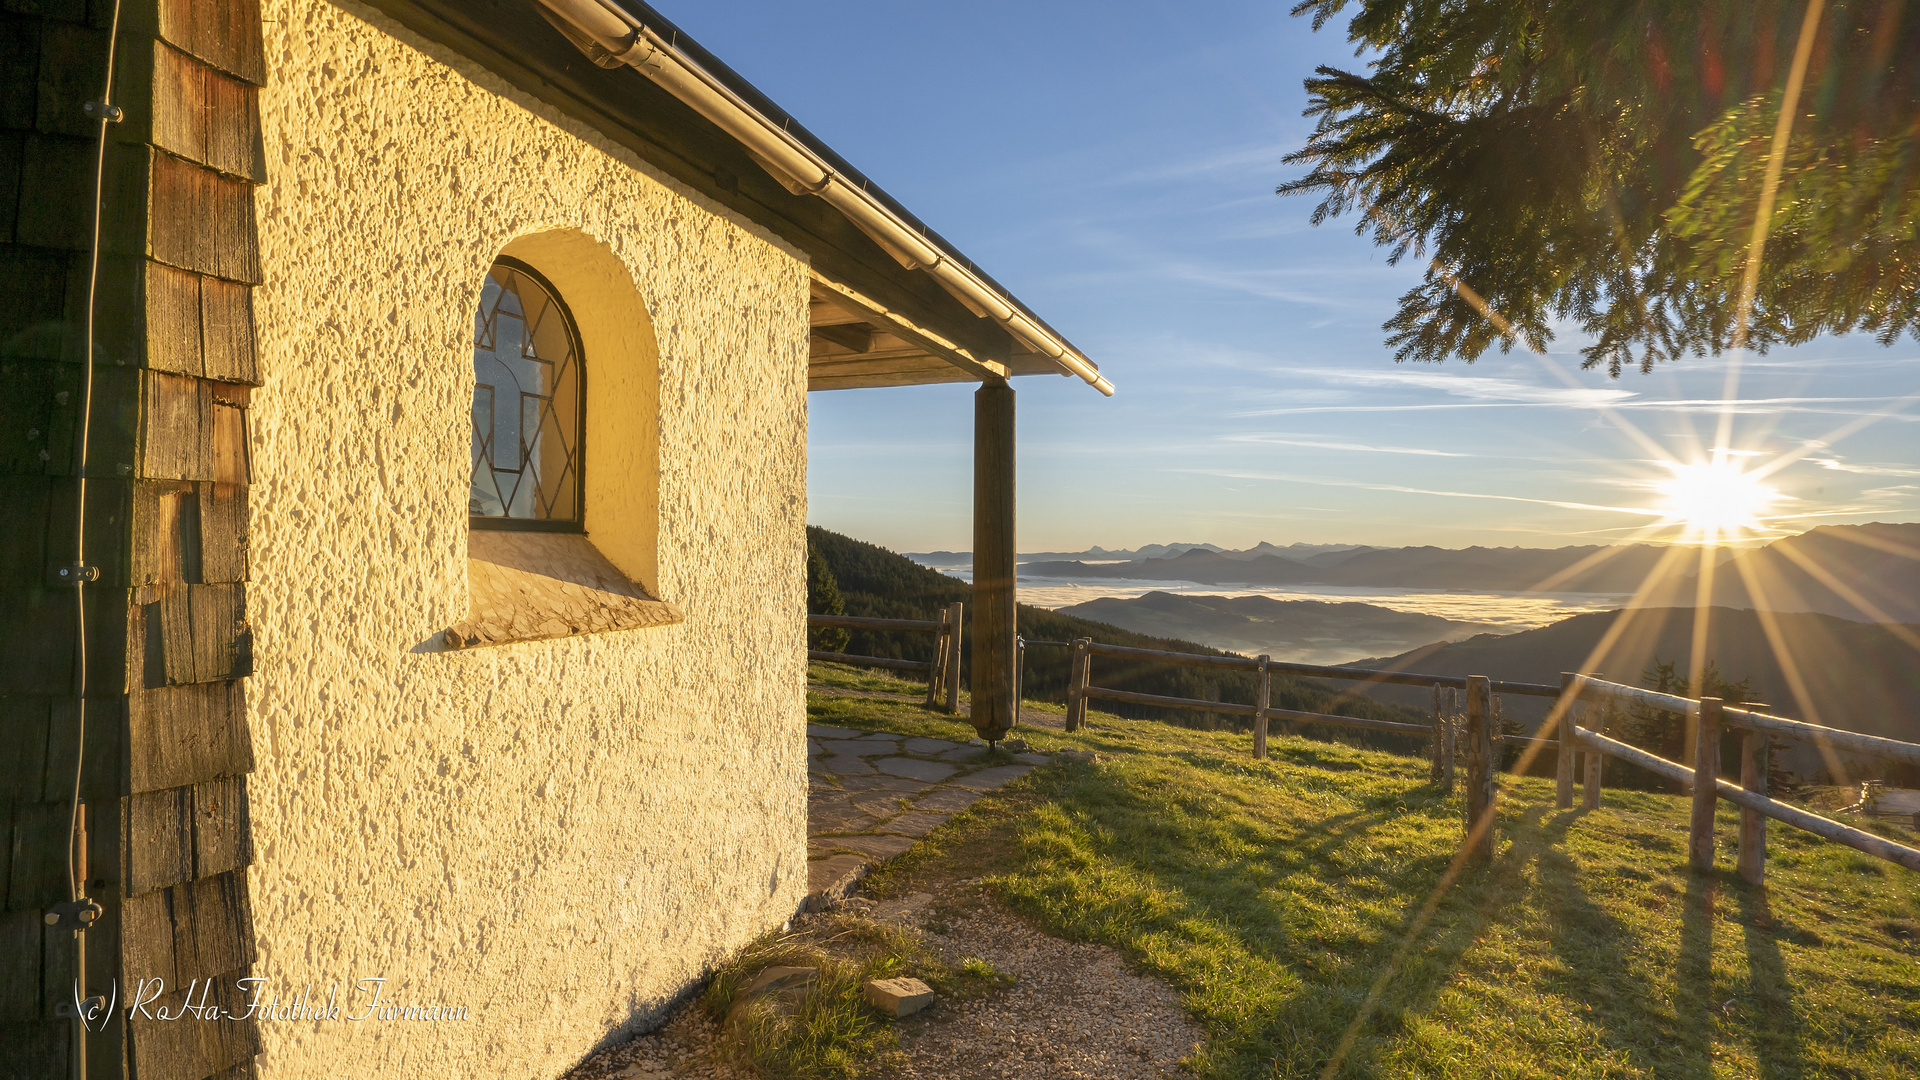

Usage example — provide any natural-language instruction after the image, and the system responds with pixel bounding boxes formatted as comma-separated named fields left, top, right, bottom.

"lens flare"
left=1654, top=456, right=1780, bottom=538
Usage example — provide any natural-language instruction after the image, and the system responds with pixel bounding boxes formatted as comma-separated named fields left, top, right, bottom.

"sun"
left=1654, top=456, right=1780, bottom=540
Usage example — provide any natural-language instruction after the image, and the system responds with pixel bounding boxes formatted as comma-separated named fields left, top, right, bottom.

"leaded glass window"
left=470, top=259, right=584, bottom=529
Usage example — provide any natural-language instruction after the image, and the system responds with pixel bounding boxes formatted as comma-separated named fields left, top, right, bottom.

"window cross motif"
left=470, top=261, right=583, bottom=527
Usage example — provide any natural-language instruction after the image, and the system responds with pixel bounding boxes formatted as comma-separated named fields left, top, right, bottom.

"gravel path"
left=863, top=891, right=1201, bottom=1080
left=562, top=894, right=1201, bottom=1080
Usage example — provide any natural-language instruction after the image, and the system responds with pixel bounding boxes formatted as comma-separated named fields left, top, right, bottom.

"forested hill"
left=806, top=527, right=1421, bottom=732
left=1349, top=605, right=1920, bottom=780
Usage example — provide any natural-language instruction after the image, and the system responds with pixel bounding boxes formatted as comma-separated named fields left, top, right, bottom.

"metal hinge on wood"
left=57, top=564, right=100, bottom=583
left=83, top=100, right=123, bottom=122
left=44, top=898, right=103, bottom=932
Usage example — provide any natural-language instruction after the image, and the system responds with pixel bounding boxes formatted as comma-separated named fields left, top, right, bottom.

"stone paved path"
left=806, top=724, right=1049, bottom=908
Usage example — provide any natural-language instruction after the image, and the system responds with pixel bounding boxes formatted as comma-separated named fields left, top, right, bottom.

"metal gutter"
left=530, top=0, right=1115, bottom=396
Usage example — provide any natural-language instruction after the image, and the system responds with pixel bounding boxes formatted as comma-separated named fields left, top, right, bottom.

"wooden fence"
left=1552, top=674, right=1920, bottom=883
left=807, top=606, right=963, bottom=713
left=1057, top=638, right=1920, bottom=882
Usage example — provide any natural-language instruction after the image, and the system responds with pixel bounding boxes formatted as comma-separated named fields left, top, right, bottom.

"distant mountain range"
left=908, top=541, right=1366, bottom=564
left=915, top=523, right=1920, bottom=622
left=1056, top=592, right=1508, bottom=667
left=1636, top=523, right=1920, bottom=624
left=1344, top=606, right=1920, bottom=779
left=1022, top=543, right=1687, bottom=593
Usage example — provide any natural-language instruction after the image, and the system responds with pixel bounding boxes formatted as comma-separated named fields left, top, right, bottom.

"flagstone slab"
left=828, top=834, right=917, bottom=859
left=952, top=764, right=1034, bottom=790
left=913, top=787, right=983, bottom=814
left=904, top=737, right=966, bottom=755
left=875, top=757, right=957, bottom=782
left=838, top=775, right=932, bottom=793
left=852, top=794, right=915, bottom=819
left=805, top=853, right=870, bottom=910
left=810, top=801, right=879, bottom=834
left=877, top=813, right=949, bottom=838
left=805, top=724, right=1050, bottom=910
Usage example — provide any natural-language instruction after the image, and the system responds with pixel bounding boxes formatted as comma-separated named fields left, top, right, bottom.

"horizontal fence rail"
left=1568, top=674, right=1920, bottom=765
left=806, top=651, right=929, bottom=673
left=1564, top=674, right=1920, bottom=882
left=1575, top=726, right=1920, bottom=873
left=807, top=607, right=964, bottom=713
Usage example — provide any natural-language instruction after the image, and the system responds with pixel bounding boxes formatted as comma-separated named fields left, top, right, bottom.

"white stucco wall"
left=246, top=2, right=811, bottom=1075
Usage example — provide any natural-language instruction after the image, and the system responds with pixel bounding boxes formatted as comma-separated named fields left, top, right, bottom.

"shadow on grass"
left=1528, top=812, right=1686, bottom=1077
left=999, top=760, right=1554, bottom=1077
left=1737, top=886, right=1808, bottom=1079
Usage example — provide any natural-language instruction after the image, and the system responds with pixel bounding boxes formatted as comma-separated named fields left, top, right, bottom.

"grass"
left=700, top=907, right=1013, bottom=1079
left=811, top=663, right=1920, bottom=1079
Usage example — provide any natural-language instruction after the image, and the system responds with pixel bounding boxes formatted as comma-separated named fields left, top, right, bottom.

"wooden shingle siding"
left=128, top=969, right=263, bottom=1080
left=155, top=0, right=267, bottom=87
left=137, top=261, right=264, bottom=383
left=121, top=780, right=252, bottom=896
left=121, top=869, right=255, bottom=989
left=138, top=40, right=266, bottom=183
left=0, top=695, right=117, bottom=805
left=146, top=150, right=262, bottom=285
left=137, top=582, right=251, bottom=688
left=127, top=682, right=253, bottom=796
left=2, top=0, right=266, bottom=1073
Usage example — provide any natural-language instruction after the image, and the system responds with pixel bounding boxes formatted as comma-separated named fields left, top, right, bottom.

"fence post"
left=1466, top=675, right=1495, bottom=864
left=924, top=611, right=948, bottom=708
left=1582, top=705, right=1605, bottom=810
left=1253, top=655, right=1271, bottom=760
left=945, top=602, right=964, bottom=714
left=1738, top=728, right=1768, bottom=886
left=1442, top=687, right=1457, bottom=794
left=1556, top=673, right=1578, bottom=810
left=1690, top=696, right=1723, bottom=873
left=1429, top=683, right=1443, bottom=782
left=1065, top=637, right=1091, bottom=732
left=1013, top=636, right=1026, bottom=729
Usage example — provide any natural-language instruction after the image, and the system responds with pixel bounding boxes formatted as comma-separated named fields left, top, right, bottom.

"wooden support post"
left=971, top=380, right=1017, bottom=741
left=1690, top=696, right=1723, bottom=873
left=945, top=601, right=964, bottom=714
left=1253, top=655, right=1272, bottom=760
left=1065, top=638, right=1092, bottom=732
left=1556, top=672, right=1578, bottom=810
left=1441, top=687, right=1457, bottom=794
left=1738, top=728, right=1768, bottom=886
left=1466, top=675, right=1495, bottom=863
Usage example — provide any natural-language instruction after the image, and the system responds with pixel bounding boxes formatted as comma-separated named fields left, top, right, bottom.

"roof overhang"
left=354, top=0, right=1112, bottom=396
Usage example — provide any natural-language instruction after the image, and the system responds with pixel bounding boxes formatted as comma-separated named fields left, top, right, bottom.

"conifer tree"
left=1282, top=1, right=1920, bottom=374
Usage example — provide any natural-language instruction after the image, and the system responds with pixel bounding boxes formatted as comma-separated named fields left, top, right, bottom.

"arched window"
left=469, top=258, right=584, bottom=529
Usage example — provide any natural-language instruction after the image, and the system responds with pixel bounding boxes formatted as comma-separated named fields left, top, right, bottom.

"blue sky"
left=671, top=0, right=1920, bottom=553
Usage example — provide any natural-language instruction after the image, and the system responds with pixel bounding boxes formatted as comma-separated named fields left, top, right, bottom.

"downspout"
left=530, top=0, right=1116, bottom=397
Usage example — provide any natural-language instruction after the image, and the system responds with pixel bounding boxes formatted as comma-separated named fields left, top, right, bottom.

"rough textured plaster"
left=247, top=2, right=810, bottom=1075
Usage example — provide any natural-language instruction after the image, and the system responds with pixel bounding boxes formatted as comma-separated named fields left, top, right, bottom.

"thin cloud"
left=1809, top=458, right=1920, bottom=478
left=1294, top=367, right=1642, bottom=409
left=1223, top=433, right=1474, bottom=458
left=1173, top=467, right=1665, bottom=518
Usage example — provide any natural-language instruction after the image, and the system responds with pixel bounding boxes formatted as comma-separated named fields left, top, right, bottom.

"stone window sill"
left=444, top=530, right=681, bottom=650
